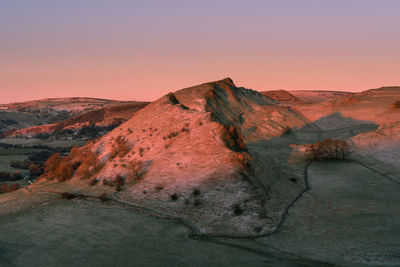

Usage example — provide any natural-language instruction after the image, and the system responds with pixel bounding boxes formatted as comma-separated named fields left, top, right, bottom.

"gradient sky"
left=1, top=0, right=400, bottom=103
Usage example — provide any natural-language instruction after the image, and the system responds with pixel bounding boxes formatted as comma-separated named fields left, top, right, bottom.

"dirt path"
left=261, top=161, right=400, bottom=266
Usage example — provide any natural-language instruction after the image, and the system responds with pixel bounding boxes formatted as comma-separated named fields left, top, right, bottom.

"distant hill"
left=260, top=90, right=299, bottom=102
left=289, top=90, right=352, bottom=103
left=4, top=101, right=149, bottom=139
left=0, top=97, right=133, bottom=115
left=0, top=97, right=144, bottom=136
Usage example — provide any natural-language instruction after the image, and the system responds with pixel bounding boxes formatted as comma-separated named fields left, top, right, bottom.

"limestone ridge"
left=38, top=78, right=311, bottom=234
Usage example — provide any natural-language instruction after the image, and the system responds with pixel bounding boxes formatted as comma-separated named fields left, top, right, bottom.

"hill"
left=32, top=78, right=315, bottom=235
left=260, top=90, right=299, bottom=102
left=0, top=97, right=133, bottom=114
left=0, top=97, right=138, bottom=135
left=4, top=102, right=149, bottom=139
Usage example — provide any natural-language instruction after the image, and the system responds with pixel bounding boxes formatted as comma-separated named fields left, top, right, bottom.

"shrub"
left=181, top=127, right=190, bottom=133
left=89, top=179, right=99, bottom=186
left=115, top=175, right=124, bottom=191
left=193, top=199, right=202, bottom=206
left=170, top=193, right=179, bottom=201
left=233, top=203, right=244, bottom=215
left=44, top=153, right=62, bottom=175
left=10, top=183, right=19, bottom=192
left=9, top=172, right=23, bottom=181
left=167, top=131, right=179, bottom=138
left=0, top=183, right=8, bottom=193
left=254, top=226, right=262, bottom=233
left=192, top=189, right=201, bottom=197
left=0, top=183, right=19, bottom=193
left=41, top=146, right=101, bottom=181
left=0, top=172, right=10, bottom=181
left=61, top=192, right=77, bottom=199
left=282, top=126, right=292, bottom=136
left=29, top=163, right=44, bottom=178
left=306, top=139, right=349, bottom=160
left=55, top=161, right=74, bottom=182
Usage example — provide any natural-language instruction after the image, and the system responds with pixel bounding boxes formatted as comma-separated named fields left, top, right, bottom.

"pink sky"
left=1, top=1, right=399, bottom=103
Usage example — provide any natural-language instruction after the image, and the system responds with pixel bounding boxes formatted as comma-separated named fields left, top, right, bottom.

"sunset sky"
left=1, top=0, right=399, bottom=103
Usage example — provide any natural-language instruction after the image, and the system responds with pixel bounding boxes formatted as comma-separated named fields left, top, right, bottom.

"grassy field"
left=0, top=199, right=325, bottom=267
left=0, top=155, right=29, bottom=175
left=263, top=161, right=400, bottom=266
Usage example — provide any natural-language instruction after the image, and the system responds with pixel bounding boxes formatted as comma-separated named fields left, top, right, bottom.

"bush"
left=10, top=183, right=19, bottom=192
left=28, top=164, right=44, bottom=178
left=233, top=203, right=244, bottom=215
left=55, top=161, right=75, bottom=182
left=0, top=183, right=8, bottom=193
left=0, top=183, right=19, bottom=193
left=167, top=131, right=180, bottom=138
left=306, top=139, right=349, bottom=160
left=41, top=146, right=102, bottom=181
left=61, top=192, right=77, bottom=199
left=0, top=172, right=10, bottom=181
left=170, top=193, right=179, bottom=201
left=192, top=189, right=201, bottom=197
left=9, top=172, right=23, bottom=181
left=193, top=199, right=202, bottom=206
left=44, top=153, right=62, bottom=174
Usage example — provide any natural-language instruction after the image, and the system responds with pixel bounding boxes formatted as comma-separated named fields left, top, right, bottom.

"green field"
left=0, top=199, right=325, bottom=267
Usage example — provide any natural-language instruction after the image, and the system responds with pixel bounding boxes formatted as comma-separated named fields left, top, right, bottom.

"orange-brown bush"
left=44, top=153, right=62, bottom=174
left=0, top=183, right=8, bottom=193
left=10, top=183, right=19, bottom=192
left=0, top=183, right=19, bottom=193
left=222, top=125, right=247, bottom=152
left=305, top=139, right=349, bottom=160
left=41, top=146, right=102, bottom=181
